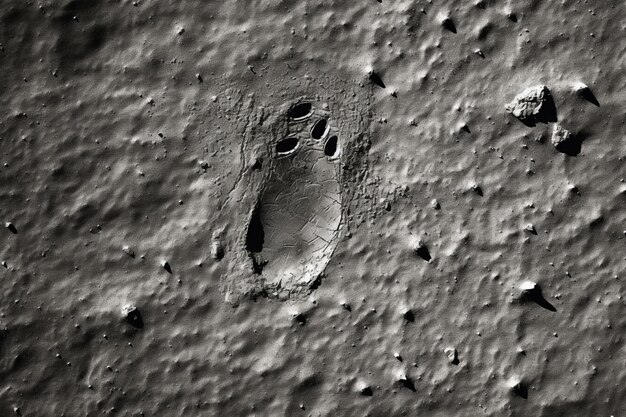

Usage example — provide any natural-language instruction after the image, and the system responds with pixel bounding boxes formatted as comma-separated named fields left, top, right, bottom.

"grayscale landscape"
left=0, top=0, right=624, bottom=415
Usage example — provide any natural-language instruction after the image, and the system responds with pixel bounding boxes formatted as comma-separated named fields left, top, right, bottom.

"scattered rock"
left=518, top=280, right=556, bottom=311
left=574, top=82, right=599, bottom=106
left=444, top=347, right=459, bottom=365
left=523, top=224, right=537, bottom=235
left=507, top=377, right=528, bottom=398
left=414, top=240, right=431, bottom=261
left=471, top=183, right=483, bottom=196
left=293, top=312, right=306, bottom=325
left=122, top=245, right=135, bottom=258
left=356, top=381, right=373, bottom=396
left=551, top=124, right=582, bottom=155
left=402, top=309, right=415, bottom=322
left=507, top=11, right=518, bottom=22
left=439, top=15, right=457, bottom=33
left=121, top=304, right=144, bottom=329
left=519, top=280, right=538, bottom=295
left=368, top=69, right=386, bottom=88
left=551, top=124, right=571, bottom=148
left=396, top=371, right=416, bottom=392
left=5, top=222, right=17, bottom=234
left=505, top=85, right=557, bottom=126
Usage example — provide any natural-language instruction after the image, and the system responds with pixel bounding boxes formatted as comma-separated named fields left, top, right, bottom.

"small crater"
left=311, top=119, right=329, bottom=140
left=288, top=102, right=313, bottom=120
left=324, top=135, right=339, bottom=157
left=275, top=137, right=299, bottom=155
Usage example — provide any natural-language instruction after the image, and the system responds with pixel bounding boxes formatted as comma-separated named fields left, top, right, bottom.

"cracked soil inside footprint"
left=218, top=78, right=372, bottom=303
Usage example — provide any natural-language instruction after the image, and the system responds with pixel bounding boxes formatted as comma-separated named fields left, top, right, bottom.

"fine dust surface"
left=0, top=0, right=625, bottom=416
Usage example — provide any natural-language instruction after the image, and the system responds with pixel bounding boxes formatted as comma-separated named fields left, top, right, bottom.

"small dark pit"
left=276, top=137, right=299, bottom=154
left=288, top=102, right=312, bottom=120
left=311, top=119, right=328, bottom=140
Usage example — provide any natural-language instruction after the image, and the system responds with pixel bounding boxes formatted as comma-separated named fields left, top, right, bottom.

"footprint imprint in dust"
left=217, top=79, right=372, bottom=303
left=245, top=102, right=343, bottom=295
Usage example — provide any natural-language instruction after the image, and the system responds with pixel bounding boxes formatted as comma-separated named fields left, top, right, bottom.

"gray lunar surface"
left=0, top=0, right=625, bottom=416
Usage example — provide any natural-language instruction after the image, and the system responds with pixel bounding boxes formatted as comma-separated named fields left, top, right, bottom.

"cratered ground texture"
left=0, top=0, right=625, bottom=416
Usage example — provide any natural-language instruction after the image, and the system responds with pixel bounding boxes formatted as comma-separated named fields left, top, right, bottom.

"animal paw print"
left=245, top=100, right=343, bottom=296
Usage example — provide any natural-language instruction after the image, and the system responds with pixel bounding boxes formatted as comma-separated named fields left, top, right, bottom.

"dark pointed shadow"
left=554, top=132, right=586, bottom=157
left=517, top=118, right=537, bottom=128
left=512, top=382, right=528, bottom=399
left=400, top=377, right=416, bottom=392
left=522, top=285, right=556, bottom=312
left=403, top=310, right=415, bottom=322
left=369, top=71, right=386, bottom=88
left=525, top=226, right=538, bottom=235
left=294, top=313, right=306, bottom=325
left=472, top=185, right=484, bottom=196
left=6, top=224, right=17, bottom=234
left=442, top=18, right=457, bottom=33
left=578, top=87, right=600, bottom=107
left=125, top=308, right=144, bottom=329
left=415, top=246, right=431, bottom=261
left=309, top=274, right=323, bottom=290
left=360, top=386, right=373, bottom=396
left=162, top=261, right=172, bottom=274
left=535, top=94, right=558, bottom=124
left=450, top=357, right=459, bottom=365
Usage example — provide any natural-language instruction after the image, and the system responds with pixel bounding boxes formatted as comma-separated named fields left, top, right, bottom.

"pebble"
left=122, top=245, right=135, bottom=258
left=293, top=312, right=306, bottom=325
left=444, top=347, right=458, bottom=364
left=524, top=223, right=537, bottom=234
left=5, top=222, right=17, bottom=234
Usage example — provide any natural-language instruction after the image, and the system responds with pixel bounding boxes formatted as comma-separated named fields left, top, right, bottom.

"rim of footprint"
left=219, top=80, right=372, bottom=303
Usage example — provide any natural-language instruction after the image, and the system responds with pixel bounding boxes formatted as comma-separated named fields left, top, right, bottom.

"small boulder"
left=505, top=85, right=557, bottom=126
left=121, top=304, right=144, bottom=329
